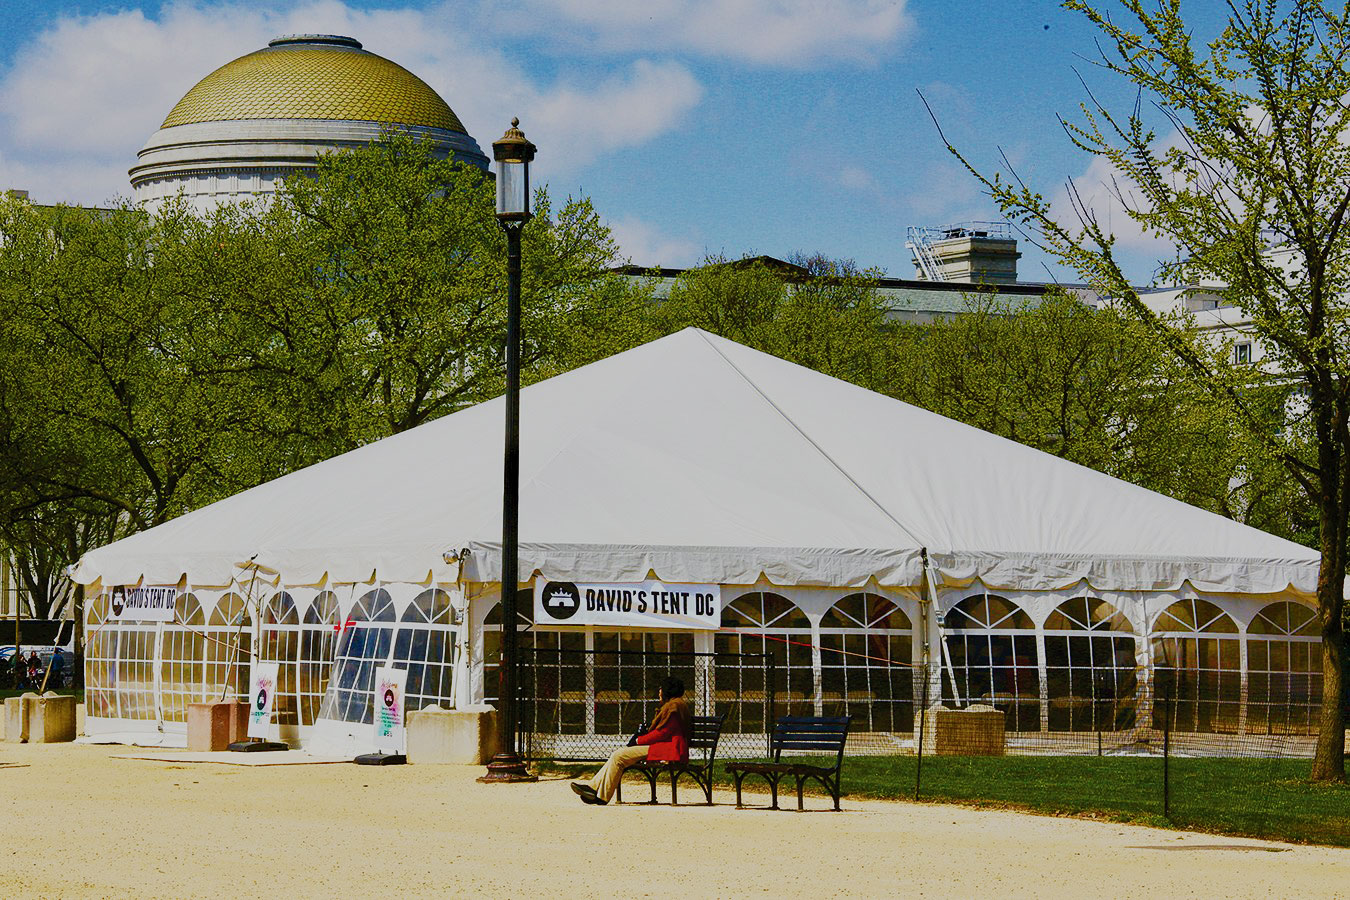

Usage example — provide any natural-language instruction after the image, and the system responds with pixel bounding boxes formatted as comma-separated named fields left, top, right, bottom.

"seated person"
left=573, top=677, right=692, bottom=806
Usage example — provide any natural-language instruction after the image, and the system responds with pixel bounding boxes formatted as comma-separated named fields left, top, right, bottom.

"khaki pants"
left=588, top=744, right=648, bottom=802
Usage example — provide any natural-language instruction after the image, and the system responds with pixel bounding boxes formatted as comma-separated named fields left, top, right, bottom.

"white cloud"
left=0, top=1, right=704, bottom=204
left=835, top=164, right=876, bottom=192
left=1048, top=153, right=1173, bottom=253
left=607, top=214, right=701, bottom=267
left=902, top=159, right=983, bottom=221
left=508, top=0, right=913, bottom=66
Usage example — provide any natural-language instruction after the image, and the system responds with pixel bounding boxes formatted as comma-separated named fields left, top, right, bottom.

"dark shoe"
left=583, top=793, right=608, bottom=805
left=571, top=782, right=597, bottom=799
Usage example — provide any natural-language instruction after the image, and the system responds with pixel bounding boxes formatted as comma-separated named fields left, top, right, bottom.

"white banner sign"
left=373, top=666, right=408, bottom=753
left=247, top=662, right=280, bottom=739
left=534, top=580, right=721, bottom=630
left=108, top=586, right=177, bottom=623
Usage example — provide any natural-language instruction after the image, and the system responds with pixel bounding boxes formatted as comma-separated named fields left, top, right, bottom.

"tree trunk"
left=1311, top=429, right=1348, bottom=782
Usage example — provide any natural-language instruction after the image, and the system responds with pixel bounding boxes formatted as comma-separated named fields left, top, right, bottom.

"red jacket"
left=636, top=697, right=691, bottom=763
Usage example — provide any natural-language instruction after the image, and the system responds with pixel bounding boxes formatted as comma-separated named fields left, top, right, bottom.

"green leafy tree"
left=936, top=0, right=1350, bottom=780
left=654, top=253, right=893, bottom=387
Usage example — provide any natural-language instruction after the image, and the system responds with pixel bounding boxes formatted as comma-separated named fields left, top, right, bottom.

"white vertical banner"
left=247, top=661, right=280, bottom=739
left=373, top=666, right=408, bottom=753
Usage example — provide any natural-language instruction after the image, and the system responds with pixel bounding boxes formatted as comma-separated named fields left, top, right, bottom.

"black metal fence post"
left=915, top=663, right=928, bottom=801
left=1162, top=677, right=1173, bottom=821
left=766, top=650, right=777, bottom=758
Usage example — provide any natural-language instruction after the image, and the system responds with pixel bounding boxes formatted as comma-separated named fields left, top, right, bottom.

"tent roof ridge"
left=692, top=328, right=927, bottom=551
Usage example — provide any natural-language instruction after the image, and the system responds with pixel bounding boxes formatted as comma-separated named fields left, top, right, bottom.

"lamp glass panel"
left=496, top=160, right=528, bottom=215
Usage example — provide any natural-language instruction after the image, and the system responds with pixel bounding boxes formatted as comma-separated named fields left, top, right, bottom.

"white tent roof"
left=73, top=327, right=1320, bottom=596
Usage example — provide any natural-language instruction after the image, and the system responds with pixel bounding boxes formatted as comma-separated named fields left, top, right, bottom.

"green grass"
left=540, top=754, right=1350, bottom=847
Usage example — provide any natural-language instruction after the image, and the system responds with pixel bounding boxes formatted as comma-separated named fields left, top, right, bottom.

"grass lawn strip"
left=538, top=755, right=1350, bottom=848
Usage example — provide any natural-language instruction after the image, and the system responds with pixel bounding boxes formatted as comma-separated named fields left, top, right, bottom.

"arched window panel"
left=716, top=592, right=813, bottom=728
left=821, top=592, right=912, bottom=631
left=161, top=593, right=208, bottom=723
left=485, top=589, right=553, bottom=710
left=393, top=589, right=458, bottom=713
left=204, top=592, right=251, bottom=704
left=1043, top=597, right=1137, bottom=733
left=1248, top=601, right=1318, bottom=636
left=318, top=589, right=396, bottom=725
left=1044, top=597, right=1131, bottom=632
left=84, top=592, right=115, bottom=718
left=1153, top=598, right=1237, bottom=634
left=484, top=588, right=533, bottom=626
left=819, top=592, right=914, bottom=733
left=262, top=592, right=298, bottom=626
left=1247, top=601, right=1322, bottom=735
left=720, top=592, right=809, bottom=630
left=942, top=595, right=1038, bottom=731
left=1150, top=599, right=1242, bottom=734
left=943, top=594, right=1034, bottom=630
left=298, top=591, right=340, bottom=726
left=85, top=590, right=157, bottom=721
left=259, top=592, right=301, bottom=726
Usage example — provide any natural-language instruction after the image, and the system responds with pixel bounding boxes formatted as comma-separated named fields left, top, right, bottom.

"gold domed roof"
left=161, top=35, right=466, bottom=132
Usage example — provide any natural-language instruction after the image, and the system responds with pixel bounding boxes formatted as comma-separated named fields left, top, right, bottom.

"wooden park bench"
left=617, top=711, right=728, bottom=806
left=726, top=715, right=851, bottom=811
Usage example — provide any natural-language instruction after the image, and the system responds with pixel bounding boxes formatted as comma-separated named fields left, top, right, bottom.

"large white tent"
left=75, top=326, right=1318, bottom=593
left=73, top=328, right=1324, bottom=752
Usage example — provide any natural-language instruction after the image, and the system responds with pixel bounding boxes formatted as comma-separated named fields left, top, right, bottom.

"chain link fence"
left=518, top=650, right=1333, bottom=763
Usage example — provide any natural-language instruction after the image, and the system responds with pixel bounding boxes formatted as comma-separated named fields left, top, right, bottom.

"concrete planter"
left=922, top=704, right=1006, bottom=756
left=406, top=705, right=499, bottom=764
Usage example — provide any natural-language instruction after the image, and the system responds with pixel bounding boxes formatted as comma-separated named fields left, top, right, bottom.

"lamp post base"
left=478, top=751, right=537, bottom=783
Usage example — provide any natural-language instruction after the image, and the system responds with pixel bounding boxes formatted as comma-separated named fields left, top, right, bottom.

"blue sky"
left=0, top=1, right=1230, bottom=283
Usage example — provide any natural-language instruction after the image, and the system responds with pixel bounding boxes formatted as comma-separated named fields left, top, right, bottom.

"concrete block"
left=407, top=705, right=499, bottom=765
left=29, top=693, right=76, bottom=743
left=3, top=693, right=37, bottom=743
left=922, top=704, right=1005, bottom=756
left=188, top=701, right=250, bottom=751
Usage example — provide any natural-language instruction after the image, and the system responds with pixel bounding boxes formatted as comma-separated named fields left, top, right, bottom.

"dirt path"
left=1, top=742, right=1346, bottom=899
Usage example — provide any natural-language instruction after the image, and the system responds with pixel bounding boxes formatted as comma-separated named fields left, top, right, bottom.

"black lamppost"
left=481, top=118, right=538, bottom=783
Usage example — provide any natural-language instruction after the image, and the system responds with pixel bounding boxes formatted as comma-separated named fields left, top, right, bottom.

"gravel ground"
left=0, top=741, right=1347, bottom=898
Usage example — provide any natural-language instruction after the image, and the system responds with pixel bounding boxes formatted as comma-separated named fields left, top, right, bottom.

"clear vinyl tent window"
left=259, top=592, right=300, bottom=726
left=715, top=591, right=812, bottom=731
left=593, top=630, right=698, bottom=736
left=84, top=591, right=119, bottom=718
left=392, top=589, right=459, bottom=713
left=204, top=593, right=251, bottom=703
left=819, top=593, right=914, bottom=732
left=1043, top=597, right=1138, bottom=732
left=487, top=591, right=587, bottom=735
left=318, top=589, right=396, bottom=725
left=1246, top=601, right=1321, bottom=735
left=85, top=588, right=158, bottom=722
left=160, top=593, right=207, bottom=722
left=942, top=594, right=1040, bottom=731
left=299, top=592, right=340, bottom=726
left=1151, top=598, right=1241, bottom=733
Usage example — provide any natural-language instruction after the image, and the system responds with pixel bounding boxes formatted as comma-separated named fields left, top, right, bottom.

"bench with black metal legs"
left=617, top=712, right=728, bottom=806
left=726, top=715, right=851, bottom=811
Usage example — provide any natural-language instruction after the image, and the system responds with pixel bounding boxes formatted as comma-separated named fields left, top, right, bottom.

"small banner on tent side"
left=373, top=666, right=408, bottom=753
left=108, top=586, right=177, bottom=623
left=534, top=580, right=721, bottom=630
left=247, top=662, right=280, bottom=739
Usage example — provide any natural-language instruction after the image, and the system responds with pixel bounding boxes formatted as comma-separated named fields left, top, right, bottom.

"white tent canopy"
left=73, top=327, right=1320, bottom=596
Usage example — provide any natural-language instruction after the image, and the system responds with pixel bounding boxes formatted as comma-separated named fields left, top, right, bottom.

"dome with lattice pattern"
left=130, top=35, right=487, bottom=211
